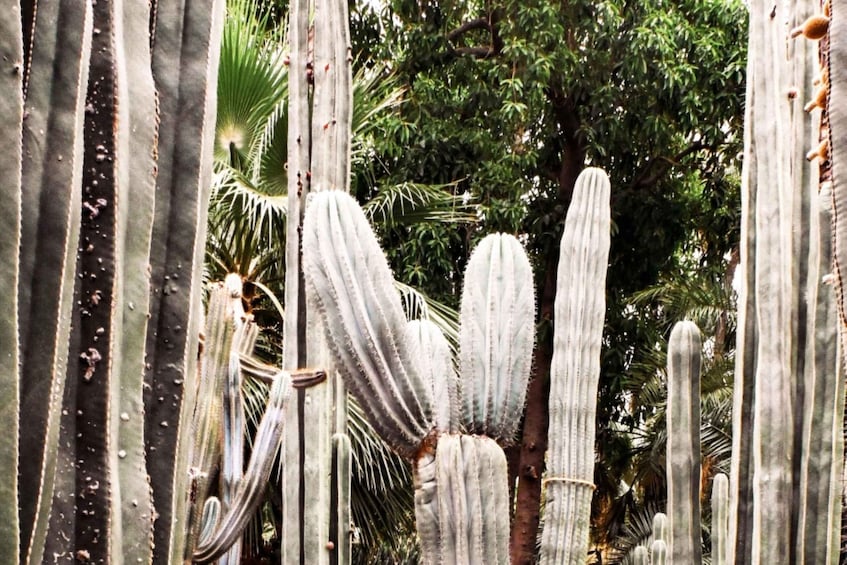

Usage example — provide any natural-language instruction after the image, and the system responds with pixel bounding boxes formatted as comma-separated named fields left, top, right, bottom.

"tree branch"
left=630, top=142, right=709, bottom=190
left=447, top=17, right=490, bottom=42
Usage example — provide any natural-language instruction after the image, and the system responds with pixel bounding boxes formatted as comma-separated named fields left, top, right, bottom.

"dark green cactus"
left=5, top=0, right=228, bottom=562
left=666, top=321, right=702, bottom=564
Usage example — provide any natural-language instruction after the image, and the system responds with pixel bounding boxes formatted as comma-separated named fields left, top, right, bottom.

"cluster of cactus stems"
left=302, top=189, right=536, bottom=564
left=0, top=0, right=302, bottom=562
left=725, top=0, right=845, bottom=563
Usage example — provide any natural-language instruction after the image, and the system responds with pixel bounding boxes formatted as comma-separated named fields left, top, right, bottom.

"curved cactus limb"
left=302, top=190, right=434, bottom=458
left=459, top=233, right=535, bottom=443
left=193, top=370, right=292, bottom=563
left=408, top=320, right=460, bottom=434
left=539, top=167, right=611, bottom=565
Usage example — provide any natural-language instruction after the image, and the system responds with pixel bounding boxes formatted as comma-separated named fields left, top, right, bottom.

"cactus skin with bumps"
left=539, top=167, right=611, bottom=565
left=666, top=321, right=703, bottom=564
left=3, top=0, right=227, bottom=562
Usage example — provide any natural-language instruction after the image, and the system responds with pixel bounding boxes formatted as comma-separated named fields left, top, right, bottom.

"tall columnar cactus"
left=302, top=190, right=535, bottom=565
left=539, top=167, right=611, bottom=564
left=731, top=1, right=846, bottom=563
left=282, top=0, right=354, bottom=559
left=666, top=321, right=702, bottom=563
left=712, top=473, right=729, bottom=565
left=2, top=1, right=226, bottom=563
left=728, top=0, right=832, bottom=563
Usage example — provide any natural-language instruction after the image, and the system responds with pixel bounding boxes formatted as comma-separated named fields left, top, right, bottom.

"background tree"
left=355, top=0, right=747, bottom=561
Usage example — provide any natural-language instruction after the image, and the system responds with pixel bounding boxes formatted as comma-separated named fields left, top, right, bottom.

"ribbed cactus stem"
left=302, top=190, right=434, bottom=458
left=666, top=321, right=702, bottom=563
left=408, top=320, right=460, bottom=434
left=414, top=435, right=510, bottom=565
left=652, top=512, right=669, bottom=544
left=459, top=233, right=535, bottom=443
left=539, top=167, right=611, bottom=564
left=632, top=545, right=649, bottom=565
left=0, top=5, right=23, bottom=562
left=712, top=473, right=729, bottom=565
left=652, top=539, right=668, bottom=565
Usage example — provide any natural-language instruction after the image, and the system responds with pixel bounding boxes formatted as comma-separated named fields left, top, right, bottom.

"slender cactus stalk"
left=539, top=167, right=611, bottom=565
left=666, top=321, right=702, bottom=564
left=712, top=473, right=729, bottom=565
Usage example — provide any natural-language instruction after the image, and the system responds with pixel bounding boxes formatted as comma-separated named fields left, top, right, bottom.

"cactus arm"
left=458, top=233, right=535, bottom=443
left=651, top=539, right=668, bottom=565
left=302, top=190, right=434, bottom=459
left=407, top=320, right=460, bottom=434
left=331, top=433, right=353, bottom=564
left=712, top=473, right=729, bottom=565
left=143, top=1, right=225, bottom=561
left=666, top=321, right=703, bottom=563
left=193, top=371, right=292, bottom=563
left=17, top=2, right=93, bottom=562
left=0, top=4, right=23, bottom=563
left=539, top=167, right=611, bottom=565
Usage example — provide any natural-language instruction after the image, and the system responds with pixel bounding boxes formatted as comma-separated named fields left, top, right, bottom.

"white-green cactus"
left=666, top=321, right=702, bottom=564
left=539, top=167, right=611, bottom=564
left=459, top=233, right=535, bottom=443
left=712, top=473, right=729, bottom=565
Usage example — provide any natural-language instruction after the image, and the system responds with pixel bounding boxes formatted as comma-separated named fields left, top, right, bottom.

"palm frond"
left=364, top=181, right=478, bottom=228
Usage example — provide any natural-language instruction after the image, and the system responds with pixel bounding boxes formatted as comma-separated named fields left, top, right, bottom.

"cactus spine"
left=666, top=321, right=702, bottom=563
left=539, top=167, right=611, bottom=564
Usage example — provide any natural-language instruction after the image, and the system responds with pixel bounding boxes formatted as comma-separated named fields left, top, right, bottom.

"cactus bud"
left=804, top=86, right=828, bottom=112
left=790, top=14, right=830, bottom=40
left=806, top=139, right=830, bottom=162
